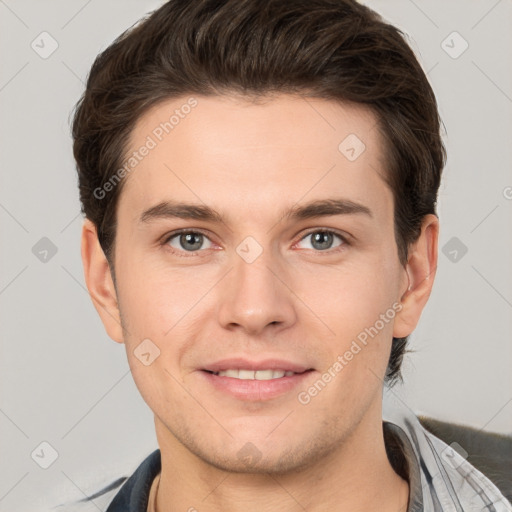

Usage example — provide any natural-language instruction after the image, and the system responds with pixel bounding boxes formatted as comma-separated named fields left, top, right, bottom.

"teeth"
left=255, top=370, right=274, bottom=380
left=216, top=369, right=295, bottom=380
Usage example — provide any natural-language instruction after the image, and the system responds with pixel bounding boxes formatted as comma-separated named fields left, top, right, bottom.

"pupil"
left=181, top=233, right=202, bottom=251
left=312, top=232, right=332, bottom=250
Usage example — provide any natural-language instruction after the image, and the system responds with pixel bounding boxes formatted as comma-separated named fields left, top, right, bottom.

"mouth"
left=204, top=369, right=299, bottom=380
left=199, top=360, right=315, bottom=401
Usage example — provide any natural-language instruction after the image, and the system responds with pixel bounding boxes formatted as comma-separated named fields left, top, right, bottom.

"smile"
left=201, top=366, right=315, bottom=401
left=210, top=369, right=296, bottom=380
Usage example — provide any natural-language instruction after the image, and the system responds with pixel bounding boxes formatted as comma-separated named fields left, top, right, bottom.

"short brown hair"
left=72, top=0, right=446, bottom=383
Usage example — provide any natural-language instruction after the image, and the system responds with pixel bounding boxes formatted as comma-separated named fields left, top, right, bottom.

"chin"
left=184, top=430, right=339, bottom=476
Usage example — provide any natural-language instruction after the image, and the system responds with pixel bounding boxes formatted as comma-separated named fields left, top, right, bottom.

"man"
left=64, top=0, right=511, bottom=510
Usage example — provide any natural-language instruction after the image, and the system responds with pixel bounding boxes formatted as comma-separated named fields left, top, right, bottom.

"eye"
left=296, top=230, right=347, bottom=251
left=165, top=231, right=214, bottom=252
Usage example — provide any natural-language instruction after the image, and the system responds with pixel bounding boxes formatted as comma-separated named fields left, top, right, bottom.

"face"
left=103, top=94, right=412, bottom=473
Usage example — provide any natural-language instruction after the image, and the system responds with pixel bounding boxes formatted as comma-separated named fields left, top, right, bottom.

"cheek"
left=293, top=254, right=402, bottom=393
left=117, top=259, right=217, bottom=340
left=299, top=255, right=401, bottom=338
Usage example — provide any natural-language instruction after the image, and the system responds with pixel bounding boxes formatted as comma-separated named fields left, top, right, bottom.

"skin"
left=81, top=93, right=438, bottom=512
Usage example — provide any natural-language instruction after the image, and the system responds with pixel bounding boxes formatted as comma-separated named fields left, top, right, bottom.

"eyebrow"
left=139, top=198, right=373, bottom=224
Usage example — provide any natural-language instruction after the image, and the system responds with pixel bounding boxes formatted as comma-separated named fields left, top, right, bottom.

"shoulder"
left=383, top=394, right=512, bottom=511
left=419, top=417, right=512, bottom=506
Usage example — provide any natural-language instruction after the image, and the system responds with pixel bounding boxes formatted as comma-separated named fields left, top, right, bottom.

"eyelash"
left=161, top=228, right=350, bottom=257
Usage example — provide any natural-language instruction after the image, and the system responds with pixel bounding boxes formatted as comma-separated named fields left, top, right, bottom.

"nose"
left=217, top=247, right=297, bottom=336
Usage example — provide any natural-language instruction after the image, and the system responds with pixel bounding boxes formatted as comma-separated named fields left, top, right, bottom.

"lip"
left=202, top=358, right=311, bottom=373
left=199, top=358, right=315, bottom=401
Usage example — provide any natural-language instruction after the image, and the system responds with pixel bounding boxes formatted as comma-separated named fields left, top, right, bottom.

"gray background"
left=1, top=1, right=511, bottom=510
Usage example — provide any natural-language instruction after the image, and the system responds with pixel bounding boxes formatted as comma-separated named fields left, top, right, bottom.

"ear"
left=393, top=214, right=439, bottom=338
left=81, top=218, right=124, bottom=343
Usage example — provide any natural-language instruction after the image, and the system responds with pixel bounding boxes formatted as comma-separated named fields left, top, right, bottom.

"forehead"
left=118, top=93, right=391, bottom=223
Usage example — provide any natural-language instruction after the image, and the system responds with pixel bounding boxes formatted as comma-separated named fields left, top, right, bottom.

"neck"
left=153, top=408, right=409, bottom=512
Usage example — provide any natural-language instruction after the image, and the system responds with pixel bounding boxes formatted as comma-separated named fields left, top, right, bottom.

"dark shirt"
left=106, top=449, right=161, bottom=512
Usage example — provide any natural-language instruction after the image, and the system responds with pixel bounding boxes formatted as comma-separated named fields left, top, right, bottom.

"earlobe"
left=81, top=219, right=124, bottom=343
left=393, top=214, right=439, bottom=338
